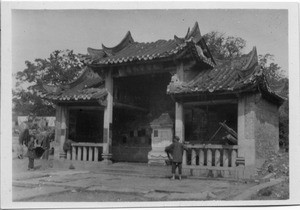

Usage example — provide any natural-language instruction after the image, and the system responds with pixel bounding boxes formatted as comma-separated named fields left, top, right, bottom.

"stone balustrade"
left=66, top=143, right=104, bottom=162
left=184, top=144, right=238, bottom=169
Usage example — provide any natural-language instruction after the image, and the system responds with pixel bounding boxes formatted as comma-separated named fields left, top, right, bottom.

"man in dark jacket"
left=27, top=135, right=36, bottom=170
left=17, top=123, right=30, bottom=159
left=165, top=136, right=188, bottom=180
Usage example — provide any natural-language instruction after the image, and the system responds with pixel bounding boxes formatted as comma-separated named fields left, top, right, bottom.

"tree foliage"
left=13, top=50, right=84, bottom=116
left=203, top=31, right=246, bottom=60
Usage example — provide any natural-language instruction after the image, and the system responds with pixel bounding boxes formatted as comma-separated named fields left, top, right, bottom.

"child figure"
left=27, top=135, right=36, bottom=170
left=165, top=136, right=188, bottom=180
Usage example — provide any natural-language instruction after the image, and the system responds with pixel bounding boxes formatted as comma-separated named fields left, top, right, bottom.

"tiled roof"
left=167, top=47, right=261, bottom=94
left=167, top=47, right=285, bottom=104
left=36, top=67, right=107, bottom=102
left=81, top=22, right=215, bottom=68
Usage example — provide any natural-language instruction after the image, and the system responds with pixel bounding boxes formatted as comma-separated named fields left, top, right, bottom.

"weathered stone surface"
left=254, top=96, right=279, bottom=163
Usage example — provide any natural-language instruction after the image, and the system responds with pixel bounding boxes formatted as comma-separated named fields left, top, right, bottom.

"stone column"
left=175, top=102, right=185, bottom=143
left=102, top=70, right=113, bottom=163
left=53, top=105, right=62, bottom=160
left=237, top=94, right=256, bottom=178
left=59, top=106, right=68, bottom=159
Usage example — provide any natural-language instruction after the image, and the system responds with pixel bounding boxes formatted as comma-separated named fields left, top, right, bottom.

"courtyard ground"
left=11, top=136, right=289, bottom=203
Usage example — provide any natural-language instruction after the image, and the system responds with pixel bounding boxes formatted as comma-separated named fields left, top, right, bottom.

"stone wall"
left=238, top=93, right=280, bottom=178
left=254, top=95, right=279, bottom=163
left=112, top=146, right=151, bottom=162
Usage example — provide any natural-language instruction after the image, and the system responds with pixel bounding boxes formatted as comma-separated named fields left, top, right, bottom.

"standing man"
left=165, top=136, right=188, bottom=180
left=41, top=132, right=50, bottom=160
left=17, top=121, right=30, bottom=159
left=27, top=135, right=36, bottom=170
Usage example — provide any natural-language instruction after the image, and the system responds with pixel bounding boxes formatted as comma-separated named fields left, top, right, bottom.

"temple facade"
left=38, top=22, right=284, bottom=179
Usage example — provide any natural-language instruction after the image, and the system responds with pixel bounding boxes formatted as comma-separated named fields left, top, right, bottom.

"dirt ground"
left=250, top=180, right=289, bottom=200
left=21, top=190, right=152, bottom=202
left=250, top=148, right=289, bottom=200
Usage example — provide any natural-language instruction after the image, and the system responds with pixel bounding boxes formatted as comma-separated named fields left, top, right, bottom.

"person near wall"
left=165, top=136, right=188, bottom=180
left=17, top=122, right=30, bottom=159
left=41, top=132, right=51, bottom=160
left=27, top=135, right=36, bottom=170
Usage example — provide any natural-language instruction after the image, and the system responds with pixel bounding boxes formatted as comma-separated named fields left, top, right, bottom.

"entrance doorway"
left=112, top=72, right=174, bottom=162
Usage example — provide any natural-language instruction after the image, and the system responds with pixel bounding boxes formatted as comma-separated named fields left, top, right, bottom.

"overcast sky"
left=12, top=9, right=288, bottom=80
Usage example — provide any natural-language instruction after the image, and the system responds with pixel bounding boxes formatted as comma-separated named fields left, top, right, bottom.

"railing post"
left=223, top=149, right=229, bottom=167
left=89, top=147, right=93, bottom=161
left=231, top=149, right=237, bottom=167
left=215, top=149, right=221, bottom=167
left=182, top=150, right=187, bottom=165
left=83, top=146, right=87, bottom=161
left=72, top=146, right=76, bottom=160
left=199, top=149, right=204, bottom=166
left=191, top=149, right=196, bottom=165
left=67, top=150, right=71, bottom=160
left=94, top=147, right=99, bottom=162
left=207, top=149, right=212, bottom=166
left=78, top=146, right=82, bottom=161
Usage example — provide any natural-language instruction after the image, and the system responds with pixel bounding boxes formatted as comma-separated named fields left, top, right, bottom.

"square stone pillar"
left=59, top=107, right=68, bottom=159
left=237, top=95, right=256, bottom=178
left=54, top=105, right=68, bottom=160
left=102, top=70, right=113, bottom=163
left=53, top=105, right=61, bottom=160
left=175, top=102, right=185, bottom=143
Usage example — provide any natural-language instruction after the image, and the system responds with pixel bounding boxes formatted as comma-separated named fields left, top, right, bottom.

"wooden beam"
left=183, top=99, right=238, bottom=107
left=114, top=102, right=148, bottom=113
left=67, top=106, right=105, bottom=110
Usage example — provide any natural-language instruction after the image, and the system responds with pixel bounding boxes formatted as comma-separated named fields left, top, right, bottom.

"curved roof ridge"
left=63, top=67, right=102, bottom=89
left=102, top=31, right=134, bottom=55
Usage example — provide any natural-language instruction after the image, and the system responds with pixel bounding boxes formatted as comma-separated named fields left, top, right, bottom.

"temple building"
left=38, top=22, right=284, bottom=179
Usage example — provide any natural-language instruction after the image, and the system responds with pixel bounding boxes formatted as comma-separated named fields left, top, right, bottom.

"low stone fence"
left=67, top=143, right=104, bottom=162
left=183, top=144, right=239, bottom=178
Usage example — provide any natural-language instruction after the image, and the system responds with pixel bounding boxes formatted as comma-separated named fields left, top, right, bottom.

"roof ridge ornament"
left=102, top=31, right=134, bottom=55
left=241, top=46, right=258, bottom=71
left=185, top=22, right=202, bottom=43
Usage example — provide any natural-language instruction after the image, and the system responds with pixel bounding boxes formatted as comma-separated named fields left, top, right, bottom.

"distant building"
left=38, top=22, right=284, bottom=179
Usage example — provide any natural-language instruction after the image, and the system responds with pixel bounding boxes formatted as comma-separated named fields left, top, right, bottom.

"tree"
left=203, top=31, right=246, bottom=60
left=13, top=50, right=84, bottom=116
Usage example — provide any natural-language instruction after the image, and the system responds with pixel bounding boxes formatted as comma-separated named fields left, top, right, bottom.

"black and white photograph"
left=1, top=1, right=300, bottom=209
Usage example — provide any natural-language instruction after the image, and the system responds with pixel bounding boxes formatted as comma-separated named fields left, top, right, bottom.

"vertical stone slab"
left=102, top=70, right=113, bottom=163
left=237, top=95, right=256, bottom=178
